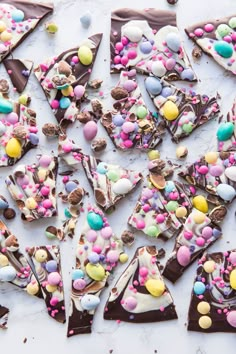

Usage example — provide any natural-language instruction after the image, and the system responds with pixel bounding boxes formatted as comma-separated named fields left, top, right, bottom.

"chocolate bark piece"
left=104, top=246, right=177, bottom=323
left=101, top=69, right=166, bottom=150
left=67, top=205, right=125, bottom=336
left=34, top=33, right=102, bottom=130
left=3, top=59, right=33, bottom=93
left=5, top=155, right=58, bottom=222
left=178, top=151, right=236, bottom=204
left=81, top=153, right=143, bottom=212
left=188, top=250, right=236, bottom=332
left=0, top=99, right=38, bottom=167
left=26, top=245, right=66, bottom=324
left=110, top=8, right=196, bottom=81
left=58, top=134, right=82, bottom=171
left=0, top=305, right=9, bottom=329
left=145, top=78, right=220, bottom=143
left=0, top=1, right=53, bottom=63
left=162, top=208, right=226, bottom=283
left=128, top=178, right=193, bottom=241
left=185, top=15, right=236, bottom=76
left=0, top=219, right=41, bottom=296
left=217, top=98, right=236, bottom=152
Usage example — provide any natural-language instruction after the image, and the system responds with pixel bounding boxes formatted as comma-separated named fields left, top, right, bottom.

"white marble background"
left=0, top=0, right=236, bottom=353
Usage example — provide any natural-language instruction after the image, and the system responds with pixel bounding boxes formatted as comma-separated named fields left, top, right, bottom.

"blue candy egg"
left=193, top=281, right=206, bottom=295
left=29, top=133, right=39, bottom=145
left=81, top=294, right=100, bottom=311
left=88, top=252, right=100, bottom=264
left=165, top=32, right=181, bottom=52
left=113, top=114, right=125, bottom=126
left=45, top=260, right=57, bottom=273
left=80, top=12, right=92, bottom=28
left=96, top=162, right=108, bottom=174
left=11, top=9, right=25, bottom=22
left=212, top=228, right=222, bottom=238
left=59, top=97, right=71, bottom=109
left=65, top=181, right=78, bottom=193
left=165, top=181, right=175, bottom=193
left=72, top=269, right=84, bottom=280
left=161, top=86, right=172, bottom=98
left=0, top=265, right=17, bottom=282
left=145, top=77, right=162, bottom=96
left=180, top=68, right=195, bottom=81
left=87, top=211, right=103, bottom=230
left=140, top=41, right=153, bottom=54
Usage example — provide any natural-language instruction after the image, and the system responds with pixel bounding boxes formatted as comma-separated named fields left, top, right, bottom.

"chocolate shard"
left=101, top=70, right=166, bottom=150
left=104, top=246, right=177, bottom=323
left=0, top=1, right=53, bottom=63
left=145, top=78, right=220, bottom=143
left=0, top=305, right=9, bottom=329
left=188, top=250, right=236, bottom=333
left=67, top=206, right=125, bottom=337
left=26, top=245, right=66, bottom=324
left=110, top=8, right=196, bottom=81
left=3, top=59, right=33, bottom=93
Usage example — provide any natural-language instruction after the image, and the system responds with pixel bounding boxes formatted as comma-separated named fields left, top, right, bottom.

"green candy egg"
left=146, top=225, right=159, bottom=237
left=214, top=41, right=233, bottom=58
left=78, top=45, right=93, bottom=66
left=229, top=17, right=236, bottom=29
left=216, top=24, right=232, bottom=37
left=0, top=97, right=13, bottom=113
left=136, top=105, right=148, bottom=119
left=45, top=231, right=57, bottom=240
left=217, top=122, right=235, bottom=141
left=166, top=201, right=179, bottom=212
left=106, top=169, right=120, bottom=182
left=86, top=263, right=105, bottom=281
left=182, top=123, right=193, bottom=134
left=87, top=211, right=103, bottom=230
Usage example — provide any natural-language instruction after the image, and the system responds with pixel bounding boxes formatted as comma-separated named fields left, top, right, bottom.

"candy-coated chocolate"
left=197, top=301, right=210, bottom=315
left=78, top=45, right=93, bottom=65
left=192, top=195, right=208, bottom=213
left=217, top=122, right=235, bottom=141
left=5, top=138, right=22, bottom=158
left=145, top=278, right=165, bottom=297
left=0, top=265, right=16, bottom=282
left=176, top=246, right=191, bottom=266
left=85, top=263, right=106, bottom=281
left=87, top=212, right=104, bottom=230
left=162, top=100, right=179, bottom=121
left=198, top=315, right=212, bottom=329
left=81, top=294, right=100, bottom=311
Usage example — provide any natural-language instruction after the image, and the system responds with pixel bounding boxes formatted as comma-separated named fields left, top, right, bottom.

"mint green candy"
left=45, top=231, right=57, bottom=240
left=136, top=105, right=148, bottom=119
left=87, top=211, right=103, bottom=230
left=107, top=169, right=120, bottom=182
left=229, top=17, right=236, bottom=29
left=64, top=208, right=72, bottom=218
left=182, top=123, right=193, bottom=134
left=0, top=98, right=13, bottom=113
left=166, top=201, right=179, bottom=212
left=214, top=41, right=233, bottom=58
left=146, top=225, right=159, bottom=237
left=217, top=122, right=235, bottom=141
left=216, top=24, right=232, bottom=37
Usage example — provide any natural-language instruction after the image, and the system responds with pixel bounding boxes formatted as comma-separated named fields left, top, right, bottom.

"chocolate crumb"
left=192, top=46, right=202, bottom=60
left=3, top=208, right=16, bottom=220
left=23, top=338, right=27, bottom=344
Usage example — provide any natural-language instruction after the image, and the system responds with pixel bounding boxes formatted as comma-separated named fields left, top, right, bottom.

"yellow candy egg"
left=61, top=85, right=73, bottom=96
left=0, top=254, right=9, bottom=267
left=203, top=260, right=215, bottom=273
left=35, top=249, right=48, bottom=263
left=162, top=100, right=179, bottom=121
left=193, top=195, right=209, bottom=213
left=119, top=253, right=129, bottom=263
left=175, top=206, right=187, bottom=218
left=26, top=282, right=39, bottom=295
left=0, top=21, right=7, bottom=33
left=205, top=151, right=218, bottom=164
left=145, top=278, right=165, bottom=297
left=78, top=45, right=93, bottom=66
left=230, top=269, right=236, bottom=290
left=198, top=315, right=212, bottom=329
left=197, top=301, right=211, bottom=315
left=0, top=30, right=12, bottom=42
left=86, top=263, right=106, bottom=281
left=193, top=211, right=206, bottom=224
left=46, top=284, right=57, bottom=293
left=5, top=138, right=22, bottom=158
left=147, top=150, right=160, bottom=161
left=25, top=197, right=38, bottom=210
left=37, top=169, right=47, bottom=182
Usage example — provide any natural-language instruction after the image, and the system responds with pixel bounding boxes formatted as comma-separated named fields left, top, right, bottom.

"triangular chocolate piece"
left=67, top=205, right=125, bottom=336
left=104, top=246, right=178, bottom=323
left=3, top=59, right=33, bottom=93
left=101, top=69, right=166, bottom=150
left=0, top=305, right=9, bottom=329
left=0, top=1, right=53, bottom=62
left=188, top=250, right=236, bottom=332
left=34, top=33, right=102, bottom=129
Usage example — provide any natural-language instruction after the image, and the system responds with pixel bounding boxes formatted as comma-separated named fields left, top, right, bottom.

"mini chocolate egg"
left=0, top=195, right=9, bottom=210
left=78, top=46, right=93, bottom=66
left=87, top=212, right=103, bottom=230
left=74, top=85, right=85, bottom=99
left=209, top=165, right=223, bottom=177
left=29, top=133, right=39, bottom=145
left=80, top=11, right=92, bottom=28
left=216, top=24, right=232, bottom=37
left=151, top=61, right=167, bottom=77
left=229, top=252, right=236, bottom=264
left=145, top=278, right=165, bottom=297
left=146, top=225, right=159, bottom=237
left=162, top=100, right=179, bottom=120
left=193, top=211, right=206, bottom=224
left=217, top=122, right=234, bottom=141
left=230, top=269, right=236, bottom=289
left=226, top=311, right=236, bottom=328
left=136, top=105, right=147, bottom=119
left=161, top=86, right=172, bottom=97
left=214, top=41, right=233, bottom=58
left=123, top=296, right=137, bottom=311
left=85, top=263, right=105, bottom=281
left=112, top=178, right=133, bottom=194
left=225, top=166, right=236, bottom=182
left=205, top=151, right=218, bottom=164
left=203, top=260, right=215, bottom=273
left=72, top=269, right=84, bottom=280
left=197, top=301, right=211, bottom=315
left=5, top=112, right=18, bottom=124
left=193, top=281, right=206, bottom=295
left=166, top=201, right=179, bottom=212
left=176, top=246, right=191, bottom=266
left=229, top=17, right=236, bottom=29
left=0, top=254, right=9, bottom=267
left=25, top=197, right=37, bottom=210
left=216, top=183, right=236, bottom=201
left=193, top=195, right=208, bottom=213
left=45, top=22, right=58, bottom=34
left=106, top=250, right=119, bottom=263
left=119, top=253, right=129, bottom=263
left=88, top=252, right=100, bottom=264
left=47, top=272, right=61, bottom=286
left=106, top=170, right=120, bottom=182
left=113, top=114, right=125, bottom=126
left=122, top=121, right=135, bottom=133
left=45, top=226, right=58, bottom=239
left=123, top=80, right=137, bottom=92
left=165, top=32, right=181, bottom=52
left=123, top=26, right=143, bottom=42
left=0, top=265, right=16, bottom=282
left=175, top=206, right=187, bottom=218
left=45, top=260, right=58, bottom=273
left=165, top=58, right=176, bottom=70
left=147, top=150, right=160, bottom=160
left=81, top=294, right=100, bottom=311
left=65, top=181, right=77, bottom=193
left=5, top=138, right=22, bottom=158
left=198, top=316, right=212, bottom=329
left=26, top=282, right=40, bottom=295
left=83, top=121, right=98, bottom=141
left=176, top=145, right=188, bottom=159
left=140, top=41, right=152, bottom=54
left=145, top=77, right=162, bottom=95
left=73, top=278, right=86, bottom=290
left=35, top=249, right=48, bottom=263
left=180, top=68, right=195, bottom=81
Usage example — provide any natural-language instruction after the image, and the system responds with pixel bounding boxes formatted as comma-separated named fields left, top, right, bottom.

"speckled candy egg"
left=87, top=212, right=103, bottom=230
left=35, top=249, right=48, bottom=263
left=145, top=77, right=162, bottom=95
left=140, top=41, right=152, bottom=54
left=151, top=61, right=167, bottom=77
left=5, top=138, right=21, bottom=158
left=205, top=151, right=218, bottom=164
left=112, top=178, right=133, bottom=194
left=123, top=26, right=143, bottom=42
left=123, top=80, right=137, bottom=92
left=216, top=183, right=236, bottom=201
left=214, top=41, right=233, bottom=58
left=176, top=246, right=191, bottom=266
left=217, top=122, right=235, bottom=141
left=83, top=121, right=98, bottom=141
left=203, top=260, right=215, bottom=273
left=5, top=112, right=18, bottom=124
left=78, top=46, right=93, bottom=65
left=162, top=100, right=179, bottom=120
left=113, top=114, right=125, bottom=126
left=85, top=263, right=105, bottom=281
left=73, top=278, right=86, bottom=290
left=81, top=294, right=100, bottom=311
left=227, top=311, right=236, bottom=327
left=39, top=155, right=52, bottom=168
left=225, top=166, right=236, bottom=182
left=106, top=250, right=119, bottom=263
left=216, top=24, right=232, bottom=37
left=180, top=68, right=195, bottom=81
left=0, top=265, right=16, bottom=281
left=165, top=32, right=181, bottom=52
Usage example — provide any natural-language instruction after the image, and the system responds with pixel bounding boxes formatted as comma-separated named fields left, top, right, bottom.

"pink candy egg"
left=123, top=296, right=137, bottom=311
left=177, top=246, right=191, bottom=266
left=139, top=266, right=148, bottom=277
left=204, top=24, right=214, bottom=32
left=73, top=278, right=86, bottom=290
left=227, top=311, right=236, bottom=328
left=50, top=100, right=59, bottom=109
left=47, top=272, right=61, bottom=286
left=201, top=226, right=213, bottom=240
left=229, top=252, right=236, bottom=264
left=39, top=155, right=52, bottom=168
left=42, top=199, right=53, bottom=209
left=6, top=112, right=19, bottom=124
left=122, top=121, right=135, bottom=134
left=123, top=80, right=137, bottom=92
left=196, top=237, right=205, bottom=247
left=41, top=186, right=50, bottom=196
left=86, top=230, right=97, bottom=242
left=209, top=165, right=223, bottom=177
left=74, top=85, right=85, bottom=99
left=165, top=58, right=176, bottom=70
left=123, top=140, right=133, bottom=148
left=106, top=250, right=119, bottom=263
left=136, top=219, right=145, bottom=229
left=100, top=226, right=112, bottom=239
left=83, top=121, right=98, bottom=141
left=198, top=165, right=209, bottom=174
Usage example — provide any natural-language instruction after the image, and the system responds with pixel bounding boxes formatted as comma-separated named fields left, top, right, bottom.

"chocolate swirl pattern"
left=0, top=305, right=9, bottom=329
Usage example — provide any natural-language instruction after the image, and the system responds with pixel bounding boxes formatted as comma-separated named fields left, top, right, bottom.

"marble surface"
left=0, top=0, right=236, bottom=353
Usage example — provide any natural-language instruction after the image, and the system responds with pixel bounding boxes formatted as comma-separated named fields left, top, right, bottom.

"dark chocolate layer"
left=3, top=59, right=33, bottom=93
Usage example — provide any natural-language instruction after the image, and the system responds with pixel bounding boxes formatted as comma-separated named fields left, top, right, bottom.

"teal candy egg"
left=87, top=211, right=103, bottom=230
left=96, top=162, right=108, bottom=174
left=214, top=41, right=233, bottom=58
left=0, top=98, right=13, bottom=113
left=217, top=122, right=235, bottom=141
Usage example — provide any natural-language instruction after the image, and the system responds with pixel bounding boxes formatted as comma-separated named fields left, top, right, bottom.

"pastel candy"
left=0, top=97, right=13, bottom=113
left=87, top=212, right=103, bottom=230
left=193, top=281, right=206, bottom=295
left=205, top=151, right=218, bottom=164
left=83, top=121, right=98, bottom=141
left=230, top=269, right=236, bottom=289
left=216, top=24, right=232, bottom=37
left=197, top=301, right=211, bottom=315
left=165, top=32, right=181, bottom=52
left=136, top=106, right=147, bottom=119
left=225, top=166, right=236, bottom=182
left=192, top=195, right=208, bottom=213
left=80, top=12, right=92, bottom=28
left=180, top=68, right=195, bottom=81
left=0, top=265, right=16, bottom=282
left=123, top=80, right=137, bottom=92
left=85, top=263, right=106, bottom=281
left=123, top=296, right=137, bottom=311
left=203, top=260, right=215, bottom=273
left=151, top=61, right=166, bottom=77
left=216, top=183, right=236, bottom=201
left=229, top=251, right=236, bottom=264
left=145, top=77, right=162, bottom=95
left=0, top=255, right=8, bottom=267
left=198, top=316, right=212, bottom=329
left=217, top=122, right=235, bottom=141
left=176, top=246, right=191, bottom=266
left=229, top=17, right=236, bottom=29
left=78, top=46, right=93, bottom=65
left=5, top=138, right=22, bottom=158
left=145, top=279, right=165, bottom=297
left=146, top=225, right=159, bottom=237
left=214, top=41, right=233, bottom=58
left=27, top=282, right=40, bottom=295
left=209, top=165, right=223, bottom=177
left=81, top=294, right=100, bottom=311
left=162, top=100, right=179, bottom=120
left=112, top=178, right=133, bottom=194
left=227, top=311, right=236, bottom=327
left=123, top=26, right=143, bottom=42
left=140, top=41, right=152, bottom=54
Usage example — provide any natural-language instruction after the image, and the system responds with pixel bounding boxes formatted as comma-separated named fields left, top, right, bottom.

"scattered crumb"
left=109, top=350, right=113, bottom=353
left=154, top=350, right=158, bottom=353
left=23, top=338, right=27, bottom=343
